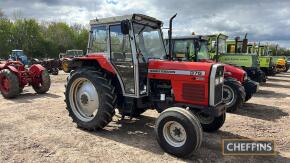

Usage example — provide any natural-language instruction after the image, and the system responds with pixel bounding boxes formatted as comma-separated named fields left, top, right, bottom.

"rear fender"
left=28, top=64, right=46, bottom=77
left=75, top=55, right=116, bottom=74
left=71, top=55, right=126, bottom=95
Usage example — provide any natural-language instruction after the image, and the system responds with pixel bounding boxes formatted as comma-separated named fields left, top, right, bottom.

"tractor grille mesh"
left=214, top=65, right=224, bottom=105
left=215, top=84, right=223, bottom=104
left=182, top=83, right=205, bottom=102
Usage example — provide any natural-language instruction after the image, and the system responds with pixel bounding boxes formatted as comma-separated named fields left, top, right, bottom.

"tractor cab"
left=84, top=14, right=166, bottom=96
left=9, top=50, right=29, bottom=65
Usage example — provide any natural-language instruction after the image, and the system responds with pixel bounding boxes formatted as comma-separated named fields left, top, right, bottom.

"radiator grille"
left=182, top=83, right=205, bottom=102
left=215, top=84, right=223, bottom=104
left=214, top=65, right=224, bottom=105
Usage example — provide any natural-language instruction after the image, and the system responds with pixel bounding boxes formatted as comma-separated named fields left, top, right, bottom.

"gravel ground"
left=0, top=71, right=290, bottom=162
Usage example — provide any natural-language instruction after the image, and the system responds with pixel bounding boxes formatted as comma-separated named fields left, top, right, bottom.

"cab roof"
left=90, top=13, right=162, bottom=26
left=166, top=35, right=208, bottom=41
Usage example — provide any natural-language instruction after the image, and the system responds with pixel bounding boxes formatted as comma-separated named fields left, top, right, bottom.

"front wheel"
left=155, top=107, right=202, bottom=158
left=223, top=80, right=245, bottom=112
left=196, top=112, right=226, bottom=132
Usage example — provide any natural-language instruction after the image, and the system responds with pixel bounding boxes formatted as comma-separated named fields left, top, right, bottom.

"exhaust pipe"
left=168, top=13, right=177, bottom=60
left=216, top=33, right=222, bottom=62
left=242, top=33, right=248, bottom=53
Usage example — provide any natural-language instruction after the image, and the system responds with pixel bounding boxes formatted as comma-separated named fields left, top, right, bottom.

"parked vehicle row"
left=0, top=13, right=289, bottom=158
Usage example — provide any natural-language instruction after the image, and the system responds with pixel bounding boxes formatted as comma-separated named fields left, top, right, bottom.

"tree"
left=0, top=19, right=13, bottom=57
left=43, top=22, right=76, bottom=57
left=10, top=19, right=45, bottom=58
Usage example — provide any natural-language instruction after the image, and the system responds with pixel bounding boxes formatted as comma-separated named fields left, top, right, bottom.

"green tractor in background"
left=208, top=34, right=267, bottom=83
left=252, top=43, right=277, bottom=76
left=270, top=45, right=289, bottom=72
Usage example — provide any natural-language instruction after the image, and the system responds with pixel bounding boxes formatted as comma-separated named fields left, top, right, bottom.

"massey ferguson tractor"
left=63, top=14, right=226, bottom=157
left=166, top=35, right=259, bottom=112
left=0, top=60, right=51, bottom=98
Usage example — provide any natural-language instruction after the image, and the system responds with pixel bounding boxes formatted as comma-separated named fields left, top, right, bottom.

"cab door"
left=109, top=24, right=136, bottom=96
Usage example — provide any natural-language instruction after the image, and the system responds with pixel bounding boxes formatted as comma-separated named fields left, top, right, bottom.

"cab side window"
left=89, top=26, right=108, bottom=55
left=110, top=25, right=132, bottom=62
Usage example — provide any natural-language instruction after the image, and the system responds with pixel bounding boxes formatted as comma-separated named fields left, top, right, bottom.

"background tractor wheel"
left=0, top=69, right=20, bottom=98
left=284, top=64, right=289, bottom=72
left=65, top=69, right=117, bottom=130
left=245, top=94, right=253, bottom=102
left=196, top=112, right=226, bottom=132
left=33, top=70, right=51, bottom=94
left=51, top=68, right=59, bottom=75
left=155, top=107, right=202, bottom=158
left=223, top=80, right=245, bottom=112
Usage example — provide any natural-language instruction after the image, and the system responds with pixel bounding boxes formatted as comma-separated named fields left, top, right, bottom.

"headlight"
left=243, top=73, right=248, bottom=81
left=215, top=76, right=224, bottom=85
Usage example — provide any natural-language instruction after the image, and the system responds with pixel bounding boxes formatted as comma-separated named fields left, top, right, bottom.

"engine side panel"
left=148, top=60, right=213, bottom=106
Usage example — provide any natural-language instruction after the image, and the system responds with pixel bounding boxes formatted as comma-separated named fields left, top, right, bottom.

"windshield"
left=197, top=41, right=210, bottom=60
left=12, top=51, right=23, bottom=57
left=133, top=23, right=166, bottom=61
left=218, top=38, right=226, bottom=54
left=173, top=39, right=209, bottom=61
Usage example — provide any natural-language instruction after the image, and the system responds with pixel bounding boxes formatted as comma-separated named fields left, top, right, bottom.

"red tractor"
left=0, top=61, right=51, bottom=98
left=166, top=35, right=259, bottom=112
left=63, top=14, right=226, bottom=157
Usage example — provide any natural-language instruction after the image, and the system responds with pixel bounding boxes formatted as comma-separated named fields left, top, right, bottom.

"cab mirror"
left=121, top=20, right=130, bottom=35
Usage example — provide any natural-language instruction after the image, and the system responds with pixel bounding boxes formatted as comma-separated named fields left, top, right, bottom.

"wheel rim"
left=223, top=85, right=235, bottom=107
left=0, top=76, right=9, bottom=93
left=69, top=78, right=99, bottom=122
left=196, top=112, right=214, bottom=124
left=163, top=121, right=187, bottom=147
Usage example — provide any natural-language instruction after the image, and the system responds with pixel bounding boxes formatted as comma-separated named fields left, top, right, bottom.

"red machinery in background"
left=0, top=61, right=51, bottom=98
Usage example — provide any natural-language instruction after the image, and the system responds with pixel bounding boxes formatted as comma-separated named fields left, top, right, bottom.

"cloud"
left=0, top=0, right=289, bottom=48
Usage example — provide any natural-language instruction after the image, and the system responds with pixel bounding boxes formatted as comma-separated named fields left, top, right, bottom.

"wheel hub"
left=0, top=77, right=9, bottom=92
left=80, top=94, right=89, bottom=105
left=163, top=121, right=186, bottom=147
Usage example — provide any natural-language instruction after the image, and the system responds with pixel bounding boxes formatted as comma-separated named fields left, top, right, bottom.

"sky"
left=1, top=0, right=290, bottom=48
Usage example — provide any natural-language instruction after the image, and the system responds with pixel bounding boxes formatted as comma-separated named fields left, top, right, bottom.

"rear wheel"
left=196, top=112, right=226, bottom=132
left=65, top=69, right=116, bottom=130
left=223, top=80, right=245, bottom=112
left=32, top=70, right=51, bottom=94
left=0, top=69, right=20, bottom=98
left=155, top=107, right=202, bottom=158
